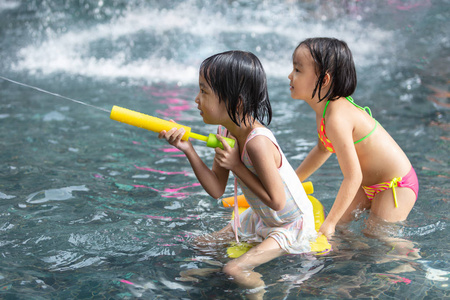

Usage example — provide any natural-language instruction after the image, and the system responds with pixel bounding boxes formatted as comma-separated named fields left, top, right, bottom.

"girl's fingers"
left=216, top=134, right=230, bottom=151
left=175, top=128, right=185, bottom=140
left=158, top=130, right=167, bottom=139
left=161, top=128, right=185, bottom=143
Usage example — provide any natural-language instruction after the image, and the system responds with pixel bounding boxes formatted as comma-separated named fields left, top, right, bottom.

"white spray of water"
left=12, top=1, right=393, bottom=84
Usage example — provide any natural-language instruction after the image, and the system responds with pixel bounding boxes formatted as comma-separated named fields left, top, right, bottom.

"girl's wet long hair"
left=295, top=37, right=357, bottom=102
left=200, top=50, right=272, bottom=126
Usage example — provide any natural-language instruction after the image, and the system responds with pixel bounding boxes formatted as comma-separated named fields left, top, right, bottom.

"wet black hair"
left=294, top=37, right=357, bottom=102
left=200, top=50, right=272, bottom=126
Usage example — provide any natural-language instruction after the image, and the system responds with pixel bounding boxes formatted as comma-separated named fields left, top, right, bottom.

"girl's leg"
left=222, top=237, right=285, bottom=298
left=370, top=187, right=416, bottom=222
left=179, top=224, right=234, bottom=282
left=366, top=189, right=420, bottom=265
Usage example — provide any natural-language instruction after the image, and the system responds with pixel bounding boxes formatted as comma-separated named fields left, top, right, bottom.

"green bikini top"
left=318, top=96, right=378, bottom=153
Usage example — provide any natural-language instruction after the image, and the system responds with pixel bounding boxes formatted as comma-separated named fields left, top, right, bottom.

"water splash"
left=9, top=1, right=393, bottom=84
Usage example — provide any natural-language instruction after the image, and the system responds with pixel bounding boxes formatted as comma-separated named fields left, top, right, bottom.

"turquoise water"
left=1, top=0, right=449, bottom=299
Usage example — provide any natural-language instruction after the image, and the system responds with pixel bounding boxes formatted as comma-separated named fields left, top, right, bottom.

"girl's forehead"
left=293, top=47, right=316, bottom=70
left=198, top=74, right=212, bottom=89
left=198, top=74, right=207, bottom=84
left=293, top=46, right=311, bottom=61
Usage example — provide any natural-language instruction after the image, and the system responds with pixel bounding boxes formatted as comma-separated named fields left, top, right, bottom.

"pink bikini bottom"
left=362, top=167, right=419, bottom=207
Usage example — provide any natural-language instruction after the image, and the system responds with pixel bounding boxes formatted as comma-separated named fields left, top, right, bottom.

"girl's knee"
left=223, top=260, right=244, bottom=278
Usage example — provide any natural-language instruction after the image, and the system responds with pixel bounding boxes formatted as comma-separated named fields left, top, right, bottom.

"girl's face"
left=195, top=74, right=228, bottom=125
left=288, top=46, right=319, bottom=101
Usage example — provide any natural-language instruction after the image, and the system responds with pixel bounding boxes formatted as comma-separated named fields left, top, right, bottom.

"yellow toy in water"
left=110, top=106, right=235, bottom=149
left=223, top=181, right=331, bottom=258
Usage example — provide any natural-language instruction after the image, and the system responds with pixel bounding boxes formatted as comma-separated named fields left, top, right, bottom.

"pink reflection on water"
left=134, top=165, right=188, bottom=176
left=375, top=273, right=412, bottom=285
left=119, top=279, right=135, bottom=285
left=145, top=215, right=199, bottom=221
left=133, top=182, right=201, bottom=198
left=162, top=148, right=181, bottom=153
left=142, top=85, right=193, bottom=121
left=161, top=147, right=186, bottom=157
left=155, top=97, right=191, bottom=120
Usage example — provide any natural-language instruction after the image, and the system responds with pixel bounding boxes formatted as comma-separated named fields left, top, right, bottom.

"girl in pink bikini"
left=288, top=37, right=419, bottom=241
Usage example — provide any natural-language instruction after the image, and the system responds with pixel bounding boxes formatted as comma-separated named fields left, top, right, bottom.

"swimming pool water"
left=0, top=0, right=449, bottom=299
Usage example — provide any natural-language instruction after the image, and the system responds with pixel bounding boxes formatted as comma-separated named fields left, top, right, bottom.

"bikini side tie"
left=389, top=177, right=402, bottom=208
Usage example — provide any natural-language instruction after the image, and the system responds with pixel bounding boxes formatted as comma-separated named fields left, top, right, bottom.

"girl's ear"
left=322, top=73, right=331, bottom=87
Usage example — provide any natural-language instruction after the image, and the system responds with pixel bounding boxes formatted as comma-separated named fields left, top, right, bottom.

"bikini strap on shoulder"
left=346, top=96, right=372, bottom=117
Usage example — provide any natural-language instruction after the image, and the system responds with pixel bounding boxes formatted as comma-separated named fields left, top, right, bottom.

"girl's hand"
left=158, top=125, right=192, bottom=152
left=214, top=135, right=240, bottom=171
left=318, top=218, right=336, bottom=239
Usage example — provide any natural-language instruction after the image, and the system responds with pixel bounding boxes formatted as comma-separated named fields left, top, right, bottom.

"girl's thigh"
left=339, top=187, right=371, bottom=223
left=226, top=237, right=285, bottom=271
left=370, top=187, right=416, bottom=222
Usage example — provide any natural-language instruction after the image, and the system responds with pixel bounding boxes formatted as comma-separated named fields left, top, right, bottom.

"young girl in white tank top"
left=159, top=50, right=316, bottom=297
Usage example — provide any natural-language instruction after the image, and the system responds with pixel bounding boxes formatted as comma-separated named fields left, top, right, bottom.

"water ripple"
left=42, top=250, right=105, bottom=271
left=26, top=185, right=89, bottom=204
left=402, top=221, right=447, bottom=237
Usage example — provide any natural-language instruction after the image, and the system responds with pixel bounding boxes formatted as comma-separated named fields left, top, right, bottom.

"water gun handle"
left=110, top=106, right=235, bottom=149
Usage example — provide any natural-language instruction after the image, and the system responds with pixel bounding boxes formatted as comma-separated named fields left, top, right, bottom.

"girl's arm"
left=295, top=141, right=332, bottom=182
left=159, top=128, right=229, bottom=199
left=318, top=117, right=363, bottom=237
left=215, top=135, right=286, bottom=211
